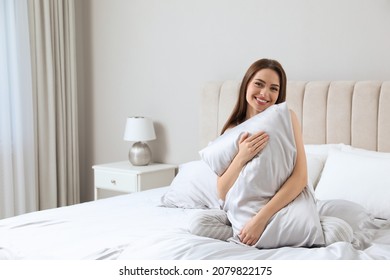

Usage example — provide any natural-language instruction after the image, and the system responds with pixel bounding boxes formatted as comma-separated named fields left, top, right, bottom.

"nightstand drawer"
left=93, top=161, right=177, bottom=200
left=94, top=170, right=138, bottom=193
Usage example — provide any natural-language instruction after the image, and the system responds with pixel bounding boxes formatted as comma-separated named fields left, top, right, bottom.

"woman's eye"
left=255, top=82, right=264, bottom=87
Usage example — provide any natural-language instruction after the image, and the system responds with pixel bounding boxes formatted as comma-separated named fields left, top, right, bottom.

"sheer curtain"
left=0, top=0, right=79, bottom=219
left=0, top=0, right=37, bottom=219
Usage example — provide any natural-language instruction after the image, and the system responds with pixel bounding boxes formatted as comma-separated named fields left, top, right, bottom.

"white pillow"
left=304, top=144, right=344, bottom=189
left=340, top=144, right=390, bottom=158
left=315, top=148, right=390, bottom=220
left=305, top=153, right=325, bottom=190
left=304, top=143, right=344, bottom=162
left=199, top=102, right=295, bottom=176
left=160, top=161, right=221, bottom=209
left=200, top=103, right=324, bottom=248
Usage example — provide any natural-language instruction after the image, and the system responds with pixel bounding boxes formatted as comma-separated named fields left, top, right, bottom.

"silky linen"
left=200, top=103, right=324, bottom=249
left=1, top=187, right=390, bottom=260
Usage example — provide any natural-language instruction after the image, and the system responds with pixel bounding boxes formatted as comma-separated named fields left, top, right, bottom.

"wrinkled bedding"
left=1, top=187, right=389, bottom=260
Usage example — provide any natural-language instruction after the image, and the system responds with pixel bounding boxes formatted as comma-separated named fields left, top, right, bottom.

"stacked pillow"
left=314, top=145, right=390, bottom=220
left=304, top=144, right=344, bottom=190
left=160, top=160, right=220, bottom=209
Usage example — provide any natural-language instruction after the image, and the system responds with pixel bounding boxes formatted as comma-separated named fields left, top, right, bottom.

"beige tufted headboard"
left=200, top=81, right=390, bottom=152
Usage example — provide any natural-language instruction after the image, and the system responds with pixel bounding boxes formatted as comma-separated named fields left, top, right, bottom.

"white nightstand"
left=92, top=161, right=177, bottom=200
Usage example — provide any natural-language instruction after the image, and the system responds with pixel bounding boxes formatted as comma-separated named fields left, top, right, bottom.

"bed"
left=1, top=80, right=390, bottom=260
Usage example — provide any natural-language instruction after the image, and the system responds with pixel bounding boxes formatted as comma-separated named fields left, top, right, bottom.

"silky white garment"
left=219, top=103, right=324, bottom=248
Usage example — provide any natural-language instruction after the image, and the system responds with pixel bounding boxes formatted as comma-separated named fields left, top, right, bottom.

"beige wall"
left=75, top=0, right=390, bottom=201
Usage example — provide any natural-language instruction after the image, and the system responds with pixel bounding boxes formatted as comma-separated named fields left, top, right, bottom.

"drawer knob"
left=110, top=179, right=116, bottom=185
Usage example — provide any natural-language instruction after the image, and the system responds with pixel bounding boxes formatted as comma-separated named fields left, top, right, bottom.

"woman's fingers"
left=239, top=132, right=249, bottom=143
left=248, top=132, right=268, bottom=150
left=254, top=135, right=268, bottom=150
left=250, top=132, right=268, bottom=145
left=238, top=131, right=269, bottom=162
left=246, top=130, right=266, bottom=141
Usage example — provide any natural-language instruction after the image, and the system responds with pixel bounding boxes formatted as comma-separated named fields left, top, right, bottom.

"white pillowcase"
left=315, top=147, right=390, bottom=220
left=341, top=144, right=390, bottom=158
left=304, top=143, right=344, bottom=162
left=200, top=103, right=325, bottom=248
left=304, top=144, right=344, bottom=190
left=305, top=154, right=325, bottom=191
left=160, top=161, right=221, bottom=209
left=199, top=102, right=295, bottom=176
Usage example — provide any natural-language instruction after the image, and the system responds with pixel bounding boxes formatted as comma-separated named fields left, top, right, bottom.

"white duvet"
left=1, top=187, right=389, bottom=260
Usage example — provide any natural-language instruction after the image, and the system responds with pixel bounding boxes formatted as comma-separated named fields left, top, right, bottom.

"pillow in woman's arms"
left=199, top=102, right=296, bottom=176
left=200, top=102, right=324, bottom=248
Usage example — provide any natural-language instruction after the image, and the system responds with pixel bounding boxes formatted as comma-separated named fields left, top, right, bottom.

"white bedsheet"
left=1, top=187, right=389, bottom=260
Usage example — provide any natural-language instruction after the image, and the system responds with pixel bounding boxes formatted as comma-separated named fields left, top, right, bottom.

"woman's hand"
left=236, top=131, right=269, bottom=165
left=239, top=215, right=268, bottom=246
left=217, top=131, right=268, bottom=201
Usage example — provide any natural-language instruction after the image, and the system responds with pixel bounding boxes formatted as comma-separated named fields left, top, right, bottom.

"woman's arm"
left=217, top=130, right=269, bottom=200
left=239, top=110, right=308, bottom=245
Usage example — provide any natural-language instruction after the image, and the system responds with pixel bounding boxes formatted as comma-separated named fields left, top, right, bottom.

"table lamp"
left=123, top=116, right=156, bottom=166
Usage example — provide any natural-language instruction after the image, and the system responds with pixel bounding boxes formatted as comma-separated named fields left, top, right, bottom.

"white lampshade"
left=123, top=116, right=156, bottom=142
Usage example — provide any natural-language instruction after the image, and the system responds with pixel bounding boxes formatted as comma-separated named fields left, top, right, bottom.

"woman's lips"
left=255, top=97, right=268, bottom=105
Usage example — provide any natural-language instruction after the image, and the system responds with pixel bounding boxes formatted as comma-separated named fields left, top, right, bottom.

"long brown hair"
left=220, top=58, right=287, bottom=134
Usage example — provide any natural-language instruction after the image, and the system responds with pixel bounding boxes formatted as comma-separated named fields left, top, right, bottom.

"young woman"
left=190, top=59, right=324, bottom=248
left=217, top=58, right=308, bottom=246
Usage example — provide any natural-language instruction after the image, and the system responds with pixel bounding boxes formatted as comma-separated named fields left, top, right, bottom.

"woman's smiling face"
left=245, top=68, right=280, bottom=119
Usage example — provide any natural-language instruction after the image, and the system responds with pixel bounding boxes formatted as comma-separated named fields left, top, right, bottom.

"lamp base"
left=129, top=141, right=152, bottom=166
